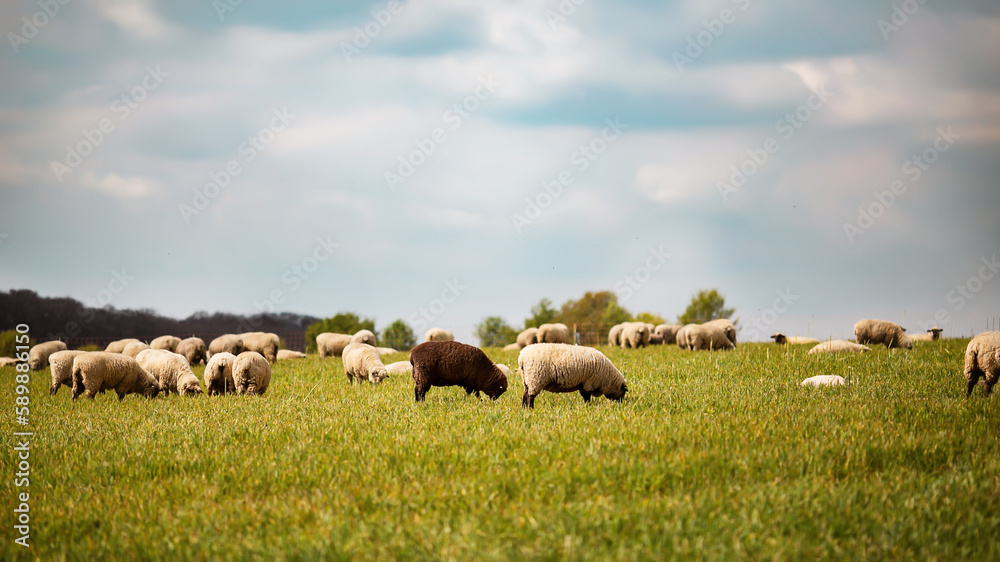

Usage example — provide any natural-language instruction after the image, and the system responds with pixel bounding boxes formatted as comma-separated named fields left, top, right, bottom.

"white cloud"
left=80, top=171, right=152, bottom=198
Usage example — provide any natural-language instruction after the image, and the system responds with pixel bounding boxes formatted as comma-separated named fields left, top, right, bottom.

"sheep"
left=204, top=352, right=237, bottom=395
left=517, top=327, right=539, bottom=348
left=963, top=331, right=1000, bottom=397
left=0, top=357, right=18, bottom=367
left=150, top=335, right=181, bottom=352
left=654, top=324, right=682, bottom=345
left=342, top=343, right=389, bottom=385
left=620, top=322, right=651, bottom=349
left=854, top=319, right=912, bottom=350
left=28, top=340, right=67, bottom=371
left=424, top=328, right=454, bottom=342
left=801, top=375, right=846, bottom=387
left=48, top=350, right=88, bottom=395
left=232, top=351, right=271, bottom=396
left=277, top=349, right=307, bottom=360
left=679, top=324, right=734, bottom=351
left=807, top=340, right=872, bottom=354
left=771, top=333, right=820, bottom=345
left=238, top=331, right=280, bottom=363
left=675, top=325, right=694, bottom=350
left=649, top=333, right=664, bottom=345
left=71, top=352, right=161, bottom=400
left=503, top=343, right=522, bottom=352
left=608, top=323, right=626, bottom=347
left=703, top=319, right=737, bottom=347
left=376, top=347, right=399, bottom=356
left=317, top=333, right=352, bottom=357
left=176, top=337, right=208, bottom=365
left=537, top=323, right=570, bottom=344
left=495, top=363, right=511, bottom=378
left=518, top=343, right=627, bottom=409
left=122, top=341, right=150, bottom=358
left=410, top=341, right=508, bottom=401
left=104, top=338, right=141, bottom=353
left=136, top=349, right=203, bottom=396
left=909, top=327, right=944, bottom=343
left=385, top=361, right=413, bottom=376
left=352, top=329, right=378, bottom=346
left=209, top=334, right=245, bottom=358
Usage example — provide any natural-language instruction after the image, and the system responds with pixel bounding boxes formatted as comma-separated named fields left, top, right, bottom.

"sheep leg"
left=49, top=385, right=58, bottom=396
left=966, top=370, right=981, bottom=398
left=579, top=390, right=592, bottom=403
left=521, top=390, right=536, bottom=409
left=414, top=381, right=430, bottom=402
left=984, top=376, right=997, bottom=397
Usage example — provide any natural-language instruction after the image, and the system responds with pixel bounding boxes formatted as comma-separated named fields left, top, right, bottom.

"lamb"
left=238, top=331, right=280, bottom=363
left=209, top=334, right=245, bottom=357
left=317, top=333, right=352, bottom=357
left=204, top=352, right=237, bottom=395
left=801, top=375, right=846, bottom=387
left=410, top=341, right=508, bottom=401
left=771, top=333, right=820, bottom=345
left=424, top=328, right=454, bottom=342
left=654, top=324, right=682, bottom=345
left=620, top=322, right=651, bottom=349
left=71, top=352, right=161, bottom=400
left=48, top=350, right=88, bottom=395
left=28, top=340, right=67, bottom=370
left=150, top=335, right=181, bottom=352
left=703, top=319, right=737, bottom=347
left=607, top=323, right=626, bottom=347
left=808, top=340, right=872, bottom=354
left=385, top=361, right=413, bottom=376
left=518, top=343, right=627, bottom=409
left=517, top=327, right=539, bottom=348
left=537, top=323, right=570, bottom=344
left=909, top=327, right=944, bottom=343
left=503, top=343, right=522, bottom=352
left=136, top=349, right=203, bottom=396
left=963, top=331, right=1000, bottom=397
left=341, top=343, right=389, bottom=385
left=854, top=319, right=912, bottom=350
left=679, top=324, right=734, bottom=351
left=122, top=341, right=150, bottom=358
left=277, top=349, right=307, bottom=360
left=232, top=351, right=271, bottom=396
left=104, top=338, right=141, bottom=353
left=176, top=337, right=208, bottom=365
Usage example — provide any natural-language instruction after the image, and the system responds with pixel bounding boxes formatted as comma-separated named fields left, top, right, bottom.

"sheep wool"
left=136, top=349, right=203, bottom=396
left=854, top=319, right=912, bottom=350
left=122, top=341, right=151, bottom=358
left=71, top=352, right=160, bottom=400
left=654, top=324, right=682, bottom=345
left=424, top=328, right=454, bottom=342
left=683, top=324, right=735, bottom=351
left=239, top=332, right=281, bottom=363
left=410, top=341, right=508, bottom=401
left=48, top=350, right=88, bottom=395
left=703, top=319, right=737, bottom=346
left=209, top=334, right=245, bottom=358
left=675, top=325, right=693, bottom=350
left=104, top=338, right=141, bottom=354
left=176, top=337, right=209, bottom=365
left=801, top=375, right=846, bottom=387
left=963, top=331, right=1000, bottom=397
left=808, top=340, right=872, bottom=354
left=232, top=351, right=271, bottom=396
left=620, top=322, right=651, bottom=349
left=342, top=343, right=389, bottom=385
left=910, top=328, right=944, bottom=342
left=204, top=352, right=237, bottom=395
left=351, top=329, right=378, bottom=346
left=0, top=357, right=19, bottom=367
left=518, top=343, right=627, bottom=409
left=28, top=340, right=67, bottom=371
left=316, top=333, right=352, bottom=357
left=503, top=343, right=522, bottom=352
left=385, top=361, right=413, bottom=376
left=537, top=323, right=571, bottom=344
left=376, top=347, right=399, bottom=356
left=276, top=349, right=307, bottom=360
left=150, top=335, right=182, bottom=352
left=771, top=333, right=820, bottom=345
left=607, top=323, right=626, bottom=347
left=517, top=327, right=539, bottom=348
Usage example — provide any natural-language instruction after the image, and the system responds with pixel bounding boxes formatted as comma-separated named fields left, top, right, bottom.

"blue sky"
left=1, top=0, right=998, bottom=343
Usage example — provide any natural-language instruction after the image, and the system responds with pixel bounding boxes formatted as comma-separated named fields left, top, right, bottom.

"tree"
left=603, top=299, right=633, bottom=326
left=475, top=316, right=518, bottom=347
left=305, top=312, right=375, bottom=353
left=635, top=312, right=666, bottom=325
left=381, top=319, right=416, bottom=351
left=524, top=298, right=558, bottom=329
left=677, top=289, right=735, bottom=325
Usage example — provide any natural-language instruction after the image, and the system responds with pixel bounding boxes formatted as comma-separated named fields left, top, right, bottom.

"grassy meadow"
left=2, top=339, right=1000, bottom=560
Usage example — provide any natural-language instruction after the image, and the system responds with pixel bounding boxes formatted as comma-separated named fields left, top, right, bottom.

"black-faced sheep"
left=518, top=343, right=627, bottom=409
left=854, top=319, right=912, bottom=350
left=910, top=327, right=944, bottom=343
left=232, top=351, right=271, bottom=396
left=964, top=331, right=1000, bottom=397
left=410, top=341, right=508, bottom=402
left=71, top=352, right=161, bottom=401
left=771, top=333, right=820, bottom=345
left=28, top=340, right=67, bottom=371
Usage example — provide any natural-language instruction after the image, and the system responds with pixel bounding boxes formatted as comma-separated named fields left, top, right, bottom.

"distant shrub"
left=0, top=329, right=34, bottom=358
left=76, top=344, right=101, bottom=352
left=305, top=313, right=375, bottom=353
left=381, top=319, right=416, bottom=351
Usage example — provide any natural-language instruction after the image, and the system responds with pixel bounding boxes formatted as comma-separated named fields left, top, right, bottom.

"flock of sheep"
left=8, top=319, right=1000, bottom=405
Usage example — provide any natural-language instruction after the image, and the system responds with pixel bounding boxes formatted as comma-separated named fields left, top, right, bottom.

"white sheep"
left=675, top=325, right=693, bottom=350
left=518, top=343, right=628, bottom=409
left=808, top=340, right=872, bottom=354
left=150, top=335, right=181, bottom=352
left=71, top=352, right=161, bottom=400
left=204, top=352, right=237, bottom=395
left=0, top=357, right=18, bottom=367
left=854, top=319, right=912, bottom=350
left=679, top=324, right=734, bottom=351
left=209, top=334, right=245, bottom=358
left=424, top=328, right=454, bottom=342
left=620, top=322, right=651, bottom=349
left=964, top=331, right=1000, bottom=397
left=232, top=351, right=271, bottom=396
left=342, top=343, right=388, bottom=384
left=537, top=323, right=570, bottom=344
left=104, top=338, right=141, bottom=354
left=176, top=337, right=208, bottom=365
left=239, top=331, right=280, bottom=363
left=276, top=349, right=307, bottom=360
left=376, top=347, right=399, bottom=356
left=771, top=333, right=820, bottom=345
left=801, top=375, right=846, bottom=387
left=517, top=327, right=539, bottom=348
left=654, top=324, right=682, bottom=345
left=48, top=350, right=88, bottom=395
left=909, top=327, right=944, bottom=343
left=28, top=340, right=67, bottom=371
left=385, top=361, right=413, bottom=376
left=495, top=363, right=512, bottom=379
left=607, top=323, right=626, bottom=347
left=316, top=333, right=352, bottom=357
left=703, top=319, right=737, bottom=347
left=503, top=343, right=522, bottom=352
left=136, top=349, right=203, bottom=396
left=122, top=341, right=150, bottom=358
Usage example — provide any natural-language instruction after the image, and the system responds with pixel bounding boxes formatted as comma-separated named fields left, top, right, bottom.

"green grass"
left=3, top=341, right=999, bottom=560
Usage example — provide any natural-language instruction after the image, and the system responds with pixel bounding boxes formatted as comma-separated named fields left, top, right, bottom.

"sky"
left=1, top=0, right=999, bottom=344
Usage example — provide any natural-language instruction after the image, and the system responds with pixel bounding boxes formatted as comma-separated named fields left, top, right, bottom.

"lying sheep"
left=680, top=324, right=734, bottom=351
left=136, top=349, right=203, bottom=396
left=209, top=334, right=245, bottom=358
left=608, top=323, right=626, bottom=347
left=176, top=337, right=208, bottom=365
left=28, top=340, right=67, bottom=371
left=424, top=328, right=454, bottom=342
left=801, top=375, right=845, bottom=387
left=376, top=347, right=399, bottom=356
left=277, top=349, right=307, bottom=360
left=104, top=338, right=141, bottom=354
left=808, top=340, right=872, bottom=354
left=518, top=343, right=627, bottom=409
left=410, top=341, right=508, bottom=401
left=963, top=331, right=1000, bottom=397
left=204, top=352, right=237, bottom=395
left=150, top=335, right=181, bottom=352
left=342, top=343, right=389, bottom=385
left=621, top=322, right=651, bottom=349
left=48, top=350, right=88, bottom=395
left=385, top=361, right=413, bottom=376
left=910, top=327, right=944, bottom=343
left=317, top=333, right=352, bottom=357
left=703, top=319, right=737, bottom=347
left=232, top=351, right=271, bottom=396
left=771, top=333, right=820, bottom=345
left=71, top=352, right=161, bottom=400
left=654, top=324, right=682, bottom=345
left=0, top=357, right=18, bottom=367
left=517, top=327, right=539, bottom=348
left=122, top=341, right=150, bottom=358
left=537, top=323, right=571, bottom=344
left=239, top=331, right=280, bottom=363
left=503, top=343, right=522, bottom=352
left=854, top=319, right=912, bottom=350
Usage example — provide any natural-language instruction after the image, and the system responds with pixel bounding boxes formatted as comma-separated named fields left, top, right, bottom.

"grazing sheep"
left=621, top=322, right=651, bottom=349
left=503, top=343, right=522, bottom=352
left=537, top=323, right=571, bottom=344
left=424, top=328, right=454, bottom=342
left=607, top=323, right=626, bottom=347
left=352, top=329, right=378, bottom=346
left=204, top=352, right=237, bottom=395
left=176, top=337, right=208, bottom=365
left=771, top=333, right=821, bottom=345
left=122, top=341, right=150, bottom=358
left=654, top=324, right=682, bottom=345
left=71, top=352, right=160, bottom=401
left=317, top=333, right=352, bottom=357
left=104, top=338, right=141, bottom=354
left=675, top=325, right=696, bottom=350
left=518, top=343, right=627, bottom=409
left=801, top=375, right=846, bottom=387
left=48, top=350, right=88, bottom=395
left=232, top=351, right=271, bottom=396
left=239, top=331, right=280, bottom=363
left=277, top=349, right=307, bottom=360
left=517, top=327, right=539, bottom=348
left=0, top=357, right=18, bottom=367
left=808, top=340, right=872, bottom=354
left=376, top=347, right=399, bottom=356
left=410, top=341, right=508, bottom=401
left=909, top=327, right=944, bottom=343
left=679, top=324, right=734, bottom=351
left=209, top=334, right=245, bottom=358
left=649, top=333, right=664, bottom=345
left=136, top=349, right=202, bottom=396
left=703, top=319, right=737, bottom=347
left=854, top=319, right=912, bottom=350
left=385, top=361, right=413, bottom=376
left=150, top=335, right=181, bottom=352
left=28, top=340, right=67, bottom=371
left=963, top=331, right=1000, bottom=397
left=342, top=343, right=389, bottom=385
